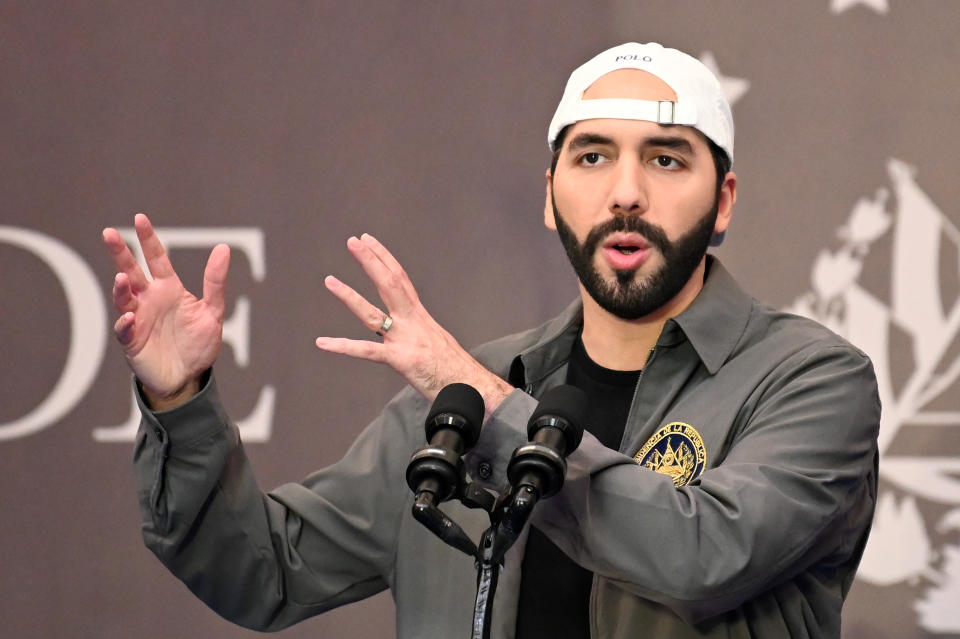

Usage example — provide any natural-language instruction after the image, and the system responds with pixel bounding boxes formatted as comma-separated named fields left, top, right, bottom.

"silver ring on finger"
left=376, top=314, right=394, bottom=337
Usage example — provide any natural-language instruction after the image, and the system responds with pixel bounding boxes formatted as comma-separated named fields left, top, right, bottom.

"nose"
left=607, top=157, right=648, bottom=216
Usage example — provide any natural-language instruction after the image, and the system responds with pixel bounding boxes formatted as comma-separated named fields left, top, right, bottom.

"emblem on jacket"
left=634, top=422, right=706, bottom=487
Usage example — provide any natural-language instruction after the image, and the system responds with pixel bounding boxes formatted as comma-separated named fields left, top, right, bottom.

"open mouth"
left=601, top=235, right=651, bottom=271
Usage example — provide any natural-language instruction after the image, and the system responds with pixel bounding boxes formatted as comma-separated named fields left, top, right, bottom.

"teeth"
left=615, top=246, right=637, bottom=255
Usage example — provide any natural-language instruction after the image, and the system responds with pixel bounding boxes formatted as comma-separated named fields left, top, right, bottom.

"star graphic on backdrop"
left=698, top=52, right=750, bottom=106
left=830, top=0, right=889, bottom=14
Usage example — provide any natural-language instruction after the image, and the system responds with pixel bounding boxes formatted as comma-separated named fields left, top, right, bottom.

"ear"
left=713, top=170, right=737, bottom=238
left=544, top=168, right=557, bottom=231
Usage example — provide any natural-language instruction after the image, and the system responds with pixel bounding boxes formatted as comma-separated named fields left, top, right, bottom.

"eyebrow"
left=566, top=131, right=695, bottom=155
left=567, top=132, right=614, bottom=151
left=643, top=136, right=694, bottom=155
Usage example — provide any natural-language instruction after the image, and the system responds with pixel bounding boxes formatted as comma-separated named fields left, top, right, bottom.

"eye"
left=654, top=155, right=682, bottom=169
left=579, top=152, right=607, bottom=166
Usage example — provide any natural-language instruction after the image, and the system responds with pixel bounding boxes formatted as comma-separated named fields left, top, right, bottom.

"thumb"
left=202, top=244, right=231, bottom=318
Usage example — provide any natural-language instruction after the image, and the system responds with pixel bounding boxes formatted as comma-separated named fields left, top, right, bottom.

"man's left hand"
left=316, top=233, right=513, bottom=419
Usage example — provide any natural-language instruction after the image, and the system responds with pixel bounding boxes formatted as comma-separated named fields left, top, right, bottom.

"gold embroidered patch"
left=634, top=422, right=707, bottom=487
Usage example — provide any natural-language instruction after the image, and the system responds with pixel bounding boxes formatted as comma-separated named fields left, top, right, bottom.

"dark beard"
left=552, top=194, right=719, bottom=320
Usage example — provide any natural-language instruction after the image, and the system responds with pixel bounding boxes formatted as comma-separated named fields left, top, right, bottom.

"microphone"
left=406, top=383, right=484, bottom=503
left=406, top=383, right=485, bottom=558
left=490, top=384, right=587, bottom=564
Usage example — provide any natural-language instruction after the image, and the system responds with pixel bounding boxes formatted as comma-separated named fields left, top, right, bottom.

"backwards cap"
left=548, top=42, right=734, bottom=163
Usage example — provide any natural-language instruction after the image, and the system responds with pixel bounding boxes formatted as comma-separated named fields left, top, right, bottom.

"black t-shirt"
left=515, top=336, right=641, bottom=638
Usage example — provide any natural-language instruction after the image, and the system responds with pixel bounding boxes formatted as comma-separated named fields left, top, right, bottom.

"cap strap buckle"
left=656, top=101, right=676, bottom=124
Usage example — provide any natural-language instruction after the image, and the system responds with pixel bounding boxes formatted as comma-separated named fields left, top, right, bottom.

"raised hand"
left=103, top=214, right=230, bottom=409
left=316, top=233, right=513, bottom=418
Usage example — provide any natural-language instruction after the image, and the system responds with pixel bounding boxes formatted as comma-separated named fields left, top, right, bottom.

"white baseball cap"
left=547, top=42, right=734, bottom=163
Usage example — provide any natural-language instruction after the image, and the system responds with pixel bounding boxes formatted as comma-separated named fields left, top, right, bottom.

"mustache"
left=580, top=215, right=671, bottom=258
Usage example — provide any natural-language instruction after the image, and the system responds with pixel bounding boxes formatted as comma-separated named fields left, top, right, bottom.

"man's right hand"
left=102, top=213, right=231, bottom=410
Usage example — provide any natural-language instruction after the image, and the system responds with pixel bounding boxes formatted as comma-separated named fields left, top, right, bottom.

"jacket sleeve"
left=134, top=372, right=430, bottom=631
left=468, top=343, right=880, bottom=624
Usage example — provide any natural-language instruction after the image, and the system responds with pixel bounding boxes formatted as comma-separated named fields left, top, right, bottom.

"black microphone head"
left=425, top=383, right=485, bottom=447
left=528, top=384, right=588, bottom=453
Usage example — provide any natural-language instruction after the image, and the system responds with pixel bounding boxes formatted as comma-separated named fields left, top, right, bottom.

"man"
left=102, top=43, right=880, bottom=638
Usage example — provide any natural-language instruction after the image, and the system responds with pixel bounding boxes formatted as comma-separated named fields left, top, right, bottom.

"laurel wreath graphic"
left=786, top=158, right=960, bottom=631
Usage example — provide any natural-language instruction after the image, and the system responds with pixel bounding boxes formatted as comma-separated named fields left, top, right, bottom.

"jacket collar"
left=510, top=299, right=583, bottom=388
left=512, top=256, right=753, bottom=385
left=667, top=256, right=753, bottom=375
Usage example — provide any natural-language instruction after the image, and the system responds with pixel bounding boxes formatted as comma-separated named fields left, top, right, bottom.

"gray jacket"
left=135, top=258, right=880, bottom=638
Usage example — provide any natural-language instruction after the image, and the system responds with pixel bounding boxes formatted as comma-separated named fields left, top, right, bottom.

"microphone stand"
left=409, top=451, right=571, bottom=639
left=409, top=474, right=516, bottom=639
left=472, top=528, right=498, bottom=639
left=471, top=484, right=540, bottom=639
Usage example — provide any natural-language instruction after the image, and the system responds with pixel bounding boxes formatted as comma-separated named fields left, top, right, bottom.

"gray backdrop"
left=2, top=1, right=959, bottom=637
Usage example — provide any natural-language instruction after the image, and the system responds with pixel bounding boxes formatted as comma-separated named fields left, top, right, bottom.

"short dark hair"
left=549, top=125, right=732, bottom=197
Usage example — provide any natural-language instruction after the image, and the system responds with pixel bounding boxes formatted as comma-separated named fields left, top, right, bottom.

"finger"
left=325, top=275, right=389, bottom=334
left=112, top=272, right=137, bottom=314
left=359, top=233, right=407, bottom=279
left=347, top=236, right=413, bottom=313
left=114, top=311, right=136, bottom=347
left=134, top=213, right=176, bottom=279
left=102, top=227, right=149, bottom=292
left=202, top=243, right=231, bottom=319
left=315, top=336, right=388, bottom=363
left=360, top=233, right=420, bottom=299
left=361, top=233, right=423, bottom=307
